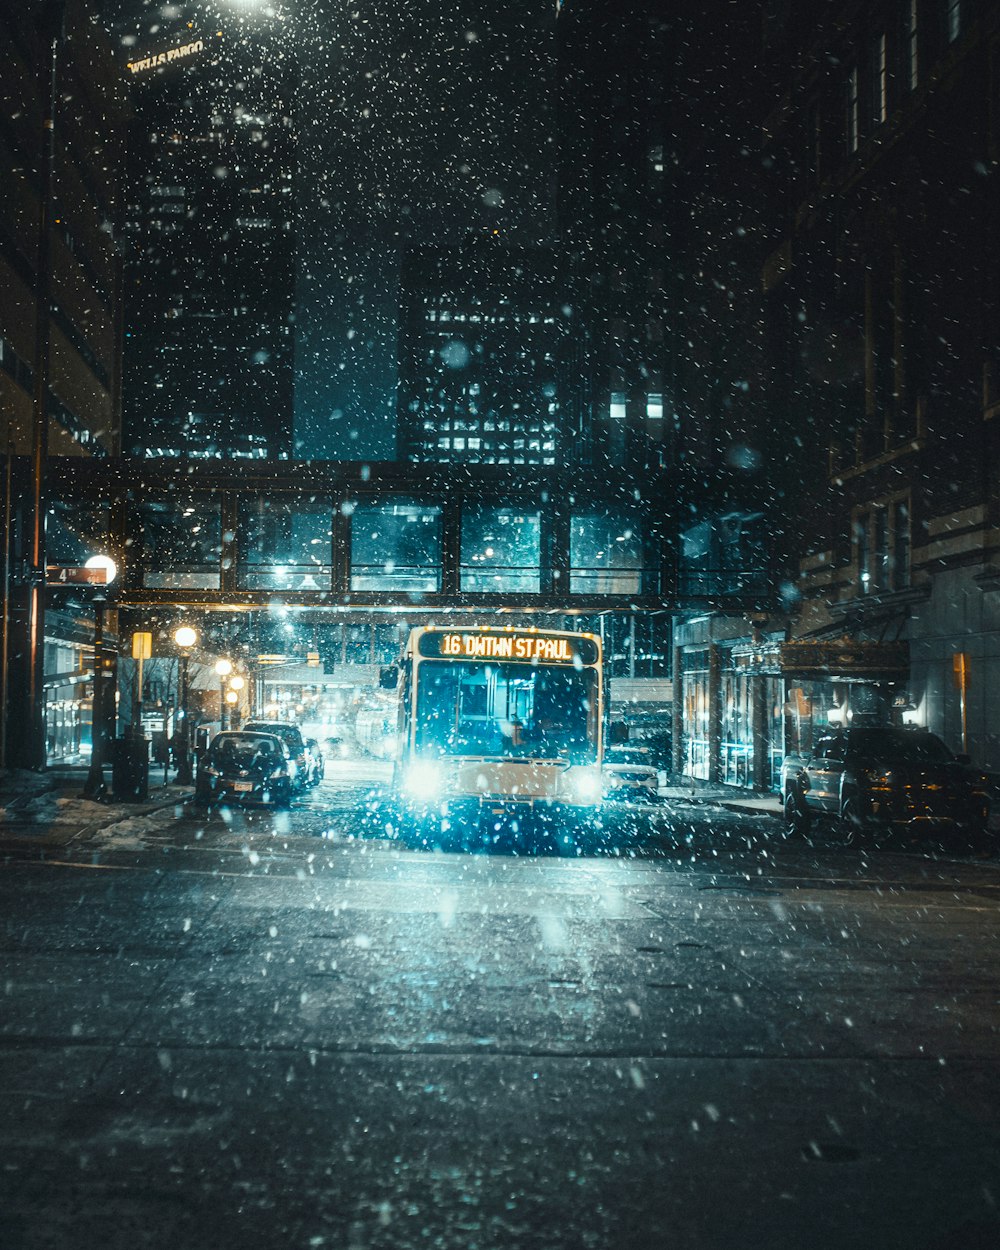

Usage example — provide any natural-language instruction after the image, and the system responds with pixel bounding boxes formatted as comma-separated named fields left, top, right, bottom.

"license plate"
left=233, top=781, right=254, bottom=793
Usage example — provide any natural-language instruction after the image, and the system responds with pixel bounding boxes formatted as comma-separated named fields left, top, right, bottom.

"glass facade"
left=350, top=501, right=443, bottom=592
left=46, top=499, right=113, bottom=567
left=682, top=649, right=711, bottom=780
left=570, top=512, right=643, bottom=595
left=460, top=507, right=541, bottom=593
left=239, top=496, right=332, bottom=590
left=720, top=667, right=752, bottom=787
left=138, top=494, right=222, bottom=589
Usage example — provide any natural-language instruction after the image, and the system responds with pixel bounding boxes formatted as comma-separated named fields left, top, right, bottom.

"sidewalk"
left=658, top=774, right=783, bottom=819
left=0, top=764, right=192, bottom=848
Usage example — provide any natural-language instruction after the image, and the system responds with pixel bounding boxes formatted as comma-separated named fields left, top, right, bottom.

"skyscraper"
left=109, top=1, right=298, bottom=459
left=3, top=0, right=129, bottom=769
left=293, top=0, right=559, bottom=460
left=396, top=234, right=588, bottom=466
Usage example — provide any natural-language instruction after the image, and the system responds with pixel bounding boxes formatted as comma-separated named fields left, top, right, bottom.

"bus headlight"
left=403, top=761, right=445, bottom=802
left=571, top=769, right=603, bottom=803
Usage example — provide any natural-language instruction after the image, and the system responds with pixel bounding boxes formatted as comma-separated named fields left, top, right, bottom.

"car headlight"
left=403, top=760, right=445, bottom=802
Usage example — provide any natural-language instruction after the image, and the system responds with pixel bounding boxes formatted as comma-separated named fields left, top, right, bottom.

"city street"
left=2, top=763, right=999, bottom=1249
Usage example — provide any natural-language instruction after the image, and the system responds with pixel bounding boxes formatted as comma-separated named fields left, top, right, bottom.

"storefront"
left=676, top=628, right=909, bottom=792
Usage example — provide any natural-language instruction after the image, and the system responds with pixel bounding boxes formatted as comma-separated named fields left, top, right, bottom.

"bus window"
left=414, top=661, right=597, bottom=763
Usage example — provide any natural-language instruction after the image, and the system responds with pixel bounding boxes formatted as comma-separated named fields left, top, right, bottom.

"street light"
left=229, top=674, right=245, bottom=729
left=81, top=555, right=118, bottom=800
left=174, top=626, right=198, bottom=784
left=215, top=658, right=232, bottom=730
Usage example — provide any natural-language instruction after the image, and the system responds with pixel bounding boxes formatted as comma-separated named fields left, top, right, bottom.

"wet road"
left=2, top=762, right=999, bottom=1249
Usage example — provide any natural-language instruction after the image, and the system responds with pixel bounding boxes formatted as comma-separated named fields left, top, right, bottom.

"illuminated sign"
left=417, top=631, right=599, bottom=666
left=127, top=41, right=204, bottom=75
left=45, top=565, right=107, bottom=585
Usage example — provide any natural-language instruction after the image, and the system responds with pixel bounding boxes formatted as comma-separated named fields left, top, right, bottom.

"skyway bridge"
left=44, top=457, right=771, bottom=623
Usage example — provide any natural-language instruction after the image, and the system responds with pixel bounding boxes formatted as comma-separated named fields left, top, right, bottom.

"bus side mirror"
left=609, top=721, right=629, bottom=744
left=379, top=665, right=398, bottom=690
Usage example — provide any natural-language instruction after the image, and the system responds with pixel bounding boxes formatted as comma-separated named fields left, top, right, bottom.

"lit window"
left=646, top=393, right=663, bottom=421
left=610, top=392, right=627, bottom=421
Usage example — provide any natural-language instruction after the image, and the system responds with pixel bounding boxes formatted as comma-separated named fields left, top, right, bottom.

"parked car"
left=781, top=726, right=992, bottom=845
left=195, top=731, right=295, bottom=808
left=242, top=720, right=308, bottom=791
left=304, top=737, right=325, bottom=785
left=603, top=748, right=660, bottom=802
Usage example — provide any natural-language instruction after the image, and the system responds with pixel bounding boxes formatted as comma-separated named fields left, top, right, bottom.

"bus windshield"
left=414, top=660, right=598, bottom=763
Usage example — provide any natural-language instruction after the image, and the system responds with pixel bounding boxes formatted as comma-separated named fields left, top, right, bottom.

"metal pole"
left=958, top=653, right=969, bottom=755
left=82, top=598, right=106, bottom=799
left=220, top=679, right=227, bottom=732
left=176, top=653, right=193, bottom=784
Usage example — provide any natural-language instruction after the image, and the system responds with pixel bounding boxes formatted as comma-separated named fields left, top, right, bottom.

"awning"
left=731, top=638, right=909, bottom=681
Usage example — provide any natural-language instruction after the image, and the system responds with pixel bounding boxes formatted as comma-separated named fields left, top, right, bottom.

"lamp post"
left=229, top=674, right=245, bottom=729
left=81, top=555, right=118, bottom=801
left=174, top=626, right=197, bottom=784
left=215, top=658, right=232, bottom=730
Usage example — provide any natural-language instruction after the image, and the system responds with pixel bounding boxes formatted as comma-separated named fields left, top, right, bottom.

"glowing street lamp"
left=174, top=626, right=198, bottom=784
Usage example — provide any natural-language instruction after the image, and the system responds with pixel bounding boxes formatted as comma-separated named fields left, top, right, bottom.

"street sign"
left=132, top=632, right=153, bottom=660
left=45, top=565, right=108, bottom=586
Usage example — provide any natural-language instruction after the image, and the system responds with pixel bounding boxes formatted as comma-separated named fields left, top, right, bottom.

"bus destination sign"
left=419, top=631, right=599, bottom=666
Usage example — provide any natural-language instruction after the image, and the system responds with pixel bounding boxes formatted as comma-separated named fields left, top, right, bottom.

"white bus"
left=392, top=625, right=605, bottom=844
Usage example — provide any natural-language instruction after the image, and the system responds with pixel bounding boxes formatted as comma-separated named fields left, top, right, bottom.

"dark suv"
left=242, top=720, right=308, bottom=792
left=781, top=726, right=992, bottom=845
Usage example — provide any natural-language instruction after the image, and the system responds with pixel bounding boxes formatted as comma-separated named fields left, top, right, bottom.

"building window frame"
left=872, top=32, right=888, bottom=125
left=946, top=0, right=961, bottom=44
left=905, top=0, right=919, bottom=89
left=852, top=491, right=911, bottom=595
left=846, top=65, right=860, bottom=154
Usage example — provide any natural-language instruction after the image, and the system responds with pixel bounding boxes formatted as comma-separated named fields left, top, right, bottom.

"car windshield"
left=849, top=729, right=954, bottom=764
left=245, top=723, right=301, bottom=750
left=208, top=735, right=279, bottom=768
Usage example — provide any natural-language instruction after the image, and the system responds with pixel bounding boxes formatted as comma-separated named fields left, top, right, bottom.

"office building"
left=114, top=3, right=298, bottom=459
left=1, top=0, right=129, bottom=767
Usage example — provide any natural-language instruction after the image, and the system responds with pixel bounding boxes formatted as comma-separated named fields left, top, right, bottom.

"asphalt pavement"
left=1, top=762, right=999, bottom=1250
